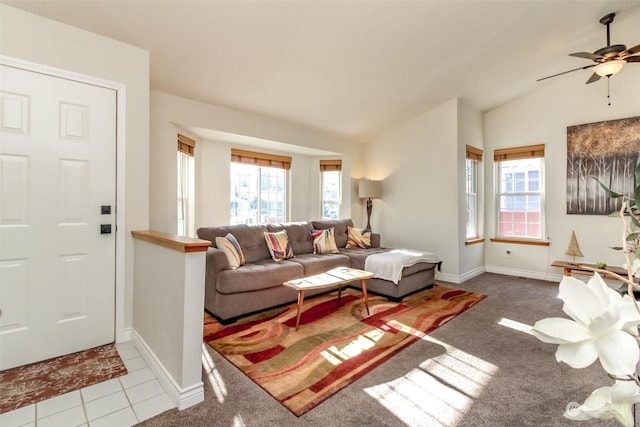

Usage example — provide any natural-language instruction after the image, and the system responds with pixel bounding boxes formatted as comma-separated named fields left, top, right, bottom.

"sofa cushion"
left=346, top=226, right=372, bottom=249
left=264, top=230, right=294, bottom=262
left=310, top=227, right=339, bottom=254
left=340, top=247, right=390, bottom=270
left=267, top=222, right=314, bottom=255
left=291, top=253, right=350, bottom=276
left=197, top=224, right=270, bottom=263
left=311, top=219, right=354, bottom=248
left=340, top=247, right=437, bottom=277
left=215, top=234, right=245, bottom=269
left=216, top=259, right=303, bottom=294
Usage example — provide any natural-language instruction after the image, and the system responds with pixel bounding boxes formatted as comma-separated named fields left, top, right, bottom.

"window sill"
left=465, top=238, right=485, bottom=246
left=490, top=237, right=550, bottom=247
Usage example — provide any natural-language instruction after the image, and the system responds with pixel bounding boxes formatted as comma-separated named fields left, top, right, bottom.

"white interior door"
left=0, top=64, right=116, bottom=370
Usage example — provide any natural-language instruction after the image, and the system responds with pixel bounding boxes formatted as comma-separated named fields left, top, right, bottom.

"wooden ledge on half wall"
left=131, top=230, right=211, bottom=253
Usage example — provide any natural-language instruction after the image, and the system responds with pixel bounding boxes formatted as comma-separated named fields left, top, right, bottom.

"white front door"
left=0, top=65, right=116, bottom=370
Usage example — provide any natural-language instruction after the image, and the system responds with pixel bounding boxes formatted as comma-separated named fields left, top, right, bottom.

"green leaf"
left=592, top=176, right=624, bottom=198
left=610, top=246, right=624, bottom=251
left=627, top=232, right=639, bottom=241
left=631, top=212, right=640, bottom=229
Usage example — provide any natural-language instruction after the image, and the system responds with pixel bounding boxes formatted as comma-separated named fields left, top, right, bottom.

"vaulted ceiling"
left=5, top=0, right=639, bottom=142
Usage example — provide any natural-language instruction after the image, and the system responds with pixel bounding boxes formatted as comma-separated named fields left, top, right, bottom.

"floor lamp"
left=358, top=179, right=382, bottom=231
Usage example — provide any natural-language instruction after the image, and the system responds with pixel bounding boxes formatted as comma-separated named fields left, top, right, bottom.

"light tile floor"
left=0, top=341, right=175, bottom=427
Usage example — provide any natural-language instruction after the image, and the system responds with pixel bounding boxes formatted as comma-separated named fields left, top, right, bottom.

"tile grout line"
left=118, top=376, right=140, bottom=424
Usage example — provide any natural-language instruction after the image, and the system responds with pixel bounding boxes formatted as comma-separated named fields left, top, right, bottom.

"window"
left=230, top=149, right=290, bottom=225
left=320, top=160, right=341, bottom=220
left=465, top=146, right=482, bottom=240
left=177, top=134, right=195, bottom=237
left=494, top=144, right=545, bottom=242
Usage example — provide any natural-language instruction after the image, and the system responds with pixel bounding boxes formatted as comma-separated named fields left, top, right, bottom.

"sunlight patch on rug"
left=364, top=334, right=498, bottom=427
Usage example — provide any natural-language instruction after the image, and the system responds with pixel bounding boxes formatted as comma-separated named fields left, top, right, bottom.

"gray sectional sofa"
left=197, top=219, right=439, bottom=322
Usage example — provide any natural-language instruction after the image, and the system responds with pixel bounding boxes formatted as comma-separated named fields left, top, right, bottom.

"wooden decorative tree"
left=565, top=230, right=584, bottom=265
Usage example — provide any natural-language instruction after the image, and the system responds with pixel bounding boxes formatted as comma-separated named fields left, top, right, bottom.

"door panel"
left=0, top=65, right=116, bottom=370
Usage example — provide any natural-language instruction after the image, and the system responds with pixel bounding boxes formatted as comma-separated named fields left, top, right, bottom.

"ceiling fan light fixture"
left=594, top=59, right=625, bottom=77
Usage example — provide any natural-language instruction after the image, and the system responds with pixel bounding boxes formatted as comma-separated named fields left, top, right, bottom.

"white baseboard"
left=131, top=329, right=204, bottom=410
left=116, top=327, right=132, bottom=344
left=458, top=266, right=486, bottom=283
left=435, top=266, right=486, bottom=284
left=485, top=265, right=561, bottom=283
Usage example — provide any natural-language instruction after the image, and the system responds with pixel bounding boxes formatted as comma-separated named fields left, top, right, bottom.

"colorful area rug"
left=204, top=284, right=486, bottom=416
left=0, top=343, right=128, bottom=414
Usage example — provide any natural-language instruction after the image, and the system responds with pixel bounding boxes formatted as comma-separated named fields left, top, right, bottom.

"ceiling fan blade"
left=626, top=55, right=640, bottom=62
left=570, top=51, right=603, bottom=61
left=537, top=64, right=596, bottom=82
left=620, top=43, right=640, bottom=57
left=586, top=72, right=601, bottom=84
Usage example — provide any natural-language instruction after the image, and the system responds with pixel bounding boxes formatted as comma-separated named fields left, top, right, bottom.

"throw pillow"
left=264, top=230, right=294, bottom=262
left=345, top=226, right=372, bottom=249
left=310, top=227, right=339, bottom=254
left=215, top=233, right=245, bottom=269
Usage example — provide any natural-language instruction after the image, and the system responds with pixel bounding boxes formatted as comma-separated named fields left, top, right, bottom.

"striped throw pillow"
left=264, top=230, right=294, bottom=262
left=310, top=227, right=339, bottom=254
left=345, top=226, right=372, bottom=249
left=215, top=233, right=245, bottom=269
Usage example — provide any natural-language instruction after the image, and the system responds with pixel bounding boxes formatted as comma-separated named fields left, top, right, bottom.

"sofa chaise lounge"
left=197, top=219, right=439, bottom=322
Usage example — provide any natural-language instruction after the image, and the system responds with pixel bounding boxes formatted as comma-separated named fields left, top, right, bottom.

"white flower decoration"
left=532, top=273, right=640, bottom=376
left=564, top=381, right=640, bottom=427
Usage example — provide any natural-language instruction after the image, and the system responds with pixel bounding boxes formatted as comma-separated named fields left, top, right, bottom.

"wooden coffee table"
left=283, top=267, right=373, bottom=331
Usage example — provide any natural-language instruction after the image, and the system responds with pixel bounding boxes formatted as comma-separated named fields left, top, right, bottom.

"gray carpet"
left=138, top=273, right=626, bottom=426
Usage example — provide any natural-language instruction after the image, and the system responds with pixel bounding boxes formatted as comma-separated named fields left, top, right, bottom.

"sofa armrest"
left=371, top=233, right=381, bottom=248
left=204, top=247, right=232, bottom=291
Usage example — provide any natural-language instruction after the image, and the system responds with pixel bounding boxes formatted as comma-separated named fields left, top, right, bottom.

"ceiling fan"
left=537, top=12, right=640, bottom=87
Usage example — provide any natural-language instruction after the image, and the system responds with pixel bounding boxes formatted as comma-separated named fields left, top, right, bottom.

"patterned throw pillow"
left=310, top=227, right=339, bottom=254
left=215, top=233, right=245, bottom=269
left=264, top=230, right=294, bottom=262
left=345, top=226, right=372, bottom=249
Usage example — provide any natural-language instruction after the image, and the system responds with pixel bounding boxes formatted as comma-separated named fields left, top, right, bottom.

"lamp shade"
left=594, top=59, right=625, bottom=77
left=358, top=179, right=382, bottom=199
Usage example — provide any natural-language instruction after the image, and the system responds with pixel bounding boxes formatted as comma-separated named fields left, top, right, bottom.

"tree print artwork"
left=566, top=116, right=639, bottom=215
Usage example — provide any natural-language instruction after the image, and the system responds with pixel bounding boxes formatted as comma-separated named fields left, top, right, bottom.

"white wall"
left=365, top=99, right=464, bottom=279
left=484, top=10, right=640, bottom=280
left=0, top=4, right=150, bottom=334
left=457, top=100, right=485, bottom=278
left=150, top=91, right=364, bottom=233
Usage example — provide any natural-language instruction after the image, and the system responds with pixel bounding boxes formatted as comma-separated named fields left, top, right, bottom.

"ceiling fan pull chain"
left=607, top=76, right=611, bottom=106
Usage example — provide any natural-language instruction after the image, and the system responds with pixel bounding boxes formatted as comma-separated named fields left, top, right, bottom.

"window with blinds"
left=230, top=149, right=290, bottom=225
left=465, top=146, right=483, bottom=241
left=177, top=134, right=195, bottom=236
left=493, top=144, right=546, bottom=242
left=320, top=160, right=342, bottom=219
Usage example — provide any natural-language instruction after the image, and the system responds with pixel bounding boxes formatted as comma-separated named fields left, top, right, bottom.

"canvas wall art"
left=566, top=116, right=639, bottom=215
